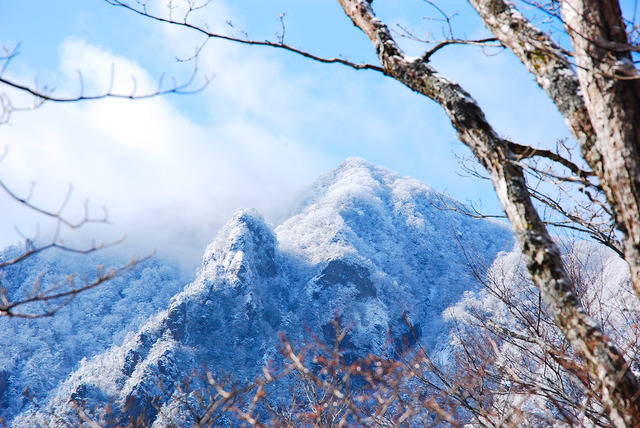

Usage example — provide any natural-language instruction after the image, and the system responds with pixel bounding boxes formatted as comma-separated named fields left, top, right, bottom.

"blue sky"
left=0, top=0, right=589, bottom=268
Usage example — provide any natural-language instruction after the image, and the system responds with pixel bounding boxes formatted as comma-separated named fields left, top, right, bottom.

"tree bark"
left=466, top=0, right=601, bottom=177
left=335, top=0, right=640, bottom=425
left=561, top=0, right=640, bottom=301
left=468, top=0, right=640, bottom=303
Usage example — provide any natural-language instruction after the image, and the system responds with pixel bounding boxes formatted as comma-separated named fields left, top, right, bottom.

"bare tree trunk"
left=335, top=0, right=640, bottom=425
left=562, top=0, right=640, bottom=299
left=469, top=0, right=640, bottom=301
left=466, top=0, right=600, bottom=178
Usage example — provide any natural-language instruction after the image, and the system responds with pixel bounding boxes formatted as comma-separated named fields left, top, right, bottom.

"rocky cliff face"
left=8, top=159, right=513, bottom=426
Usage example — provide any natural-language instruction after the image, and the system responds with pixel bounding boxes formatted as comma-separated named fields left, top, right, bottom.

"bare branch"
left=336, top=0, right=640, bottom=422
left=0, top=65, right=206, bottom=103
left=276, top=13, right=286, bottom=45
left=0, top=43, right=21, bottom=76
left=0, top=158, right=140, bottom=317
left=0, top=177, right=109, bottom=231
left=0, top=51, right=209, bottom=125
left=0, top=255, right=149, bottom=318
left=507, top=140, right=594, bottom=179
left=423, top=0, right=457, bottom=39
left=105, top=0, right=384, bottom=73
left=421, top=37, right=501, bottom=61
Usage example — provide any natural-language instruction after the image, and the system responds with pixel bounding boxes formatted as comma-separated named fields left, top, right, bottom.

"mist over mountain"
left=2, top=159, right=514, bottom=426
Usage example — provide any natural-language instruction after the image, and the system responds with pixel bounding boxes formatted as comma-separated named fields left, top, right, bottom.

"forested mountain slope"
left=4, top=158, right=514, bottom=426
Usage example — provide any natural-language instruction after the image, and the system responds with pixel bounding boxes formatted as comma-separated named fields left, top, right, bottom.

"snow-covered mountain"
left=3, top=158, right=514, bottom=426
left=0, top=248, right=189, bottom=422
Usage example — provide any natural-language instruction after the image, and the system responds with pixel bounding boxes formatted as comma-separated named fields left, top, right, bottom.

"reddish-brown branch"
left=336, top=0, right=640, bottom=424
left=0, top=255, right=147, bottom=318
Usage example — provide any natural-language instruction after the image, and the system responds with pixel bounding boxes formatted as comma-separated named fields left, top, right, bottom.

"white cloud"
left=0, top=31, right=324, bottom=270
left=0, top=0, right=567, bottom=270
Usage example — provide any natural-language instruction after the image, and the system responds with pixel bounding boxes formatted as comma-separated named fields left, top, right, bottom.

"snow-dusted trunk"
left=466, top=0, right=601, bottom=176
left=336, top=0, right=640, bottom=425
left=469, top=0, right=640, bottom=303
left=561, top=0, right=640, bottom=301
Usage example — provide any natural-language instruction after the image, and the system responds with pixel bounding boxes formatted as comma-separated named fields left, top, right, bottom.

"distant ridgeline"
left=3, top=159, right=514, bottom=426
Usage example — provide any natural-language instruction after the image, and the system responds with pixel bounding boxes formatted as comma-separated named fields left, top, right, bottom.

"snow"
left=5, top=158, right=516, bottom=425
left=6, top=158, right=633, bottom=426
left=0, top=249, right=187, bottom=420
left=442, top=239, right=639, bottom=424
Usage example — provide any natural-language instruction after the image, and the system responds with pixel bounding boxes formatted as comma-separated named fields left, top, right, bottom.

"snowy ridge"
left=0, top=249, right=188, bottom=421
left=276, top=158, right=512, bottom=345
left=200, top=209, right=278, bottom=288
left=7, top=159, right=514, bottom=426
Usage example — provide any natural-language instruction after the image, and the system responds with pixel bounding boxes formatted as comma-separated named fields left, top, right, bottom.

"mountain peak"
left=336, top=157, right=376, bottom=171
left=6, top=159, right=514, bottom=426
left=201, top=209, right=277, bottom=286
left=318, top=157, right=389, bottom=191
